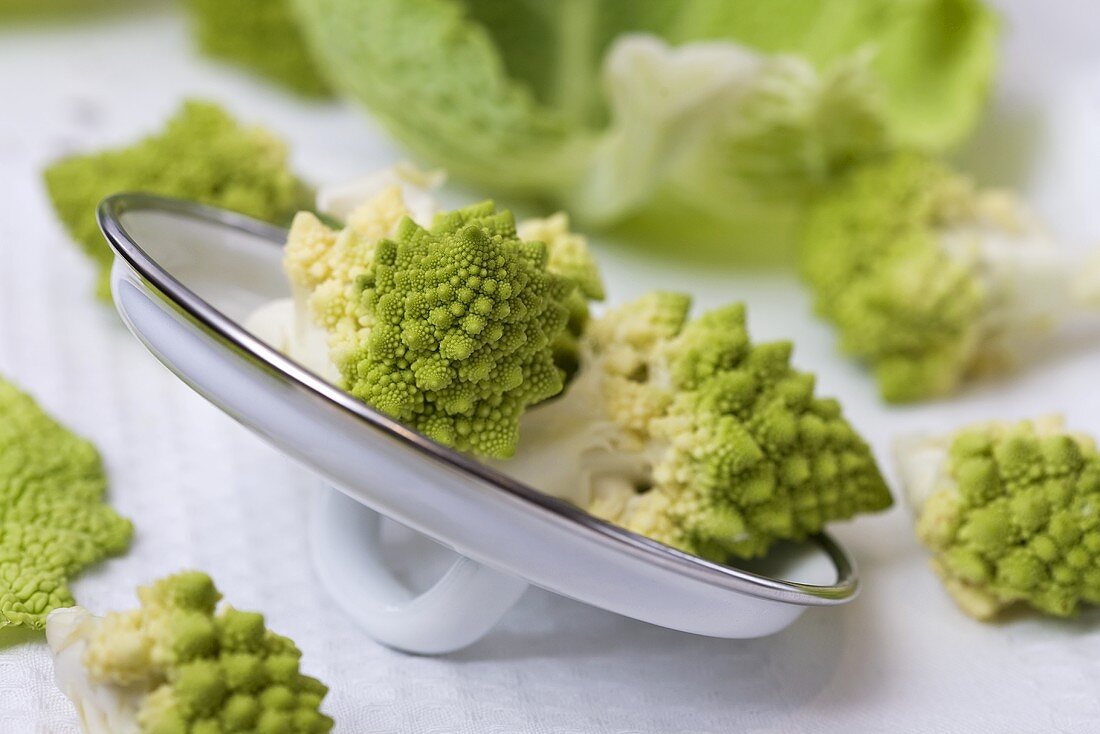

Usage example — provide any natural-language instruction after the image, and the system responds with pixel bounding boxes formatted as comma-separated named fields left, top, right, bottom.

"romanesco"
left=47, top=571, right=334, bottom=734
left=268, top=178, right=604, bottom=458
left=44, top=100, right=313, bottom=300
left=896, top=416, right=1100, bottom=620
left=348, top=203, right=573, bottom=457
left=0, top=376, right=132, bottom=628
left=250, top=170, right=884, bottom=560
left=245, top=166, right=450, bottom=383
left=184, top=0, right=331, bottom=97
left=801, top=152, right=1100, bottom=403
left=502, top=292, right=894, bottom=560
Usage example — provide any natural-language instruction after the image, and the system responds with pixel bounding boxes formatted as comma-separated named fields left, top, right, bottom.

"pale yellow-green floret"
left=514, top=292, right=893, bottom=560
left=802, top=152, right=1100, bottom=403
left=48, top=571, right=333, bottom=733
left=44, top=101, right=312, bottom=301
left=518, top=213, right=605, bottom=304
left=283, top=186, right=412, bottom=365
left=518, top=212, right=605, bottom=378
left=898, top=416, right=1100, bottom=620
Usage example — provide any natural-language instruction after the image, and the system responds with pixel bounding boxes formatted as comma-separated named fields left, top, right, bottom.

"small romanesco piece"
left=0, top=376, right=132, bottom=629
left=47, top=571, right=333, bottom=734
left=801, top=152, right=1100, bottom=403
left=272, top=183, right=605, bottom=458
left=343, top=203, right=575, bottom=458
left=896, top=416, right=1100, bottom=620
left=502, top=292, right=893, bottom=560
left=184, top=0, right=331, bottom=97
left=45, top=100, right=313, bottom=300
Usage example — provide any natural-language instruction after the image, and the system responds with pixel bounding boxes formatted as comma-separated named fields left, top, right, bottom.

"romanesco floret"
left=184, top=0, right=331, bottom=97
left=344, top=203, right=575, bottom=458
left=274, top=179, right=432, bottom=380
left=896, top=416, right=1100, bottom=620
left=273, top=185, right=604, bottom=459
left=0, top=376, right=132, bottom=628
left=503, top=292, right=894, bottom=560
left=800, top=152, right=1100, bottom=402
left=44, top=100, right=313, bottom=300
left=47, top=571, right=334, bottom=734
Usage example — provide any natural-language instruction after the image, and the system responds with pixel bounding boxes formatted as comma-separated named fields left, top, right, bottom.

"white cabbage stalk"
left=572, top=35, right=887, bottom=225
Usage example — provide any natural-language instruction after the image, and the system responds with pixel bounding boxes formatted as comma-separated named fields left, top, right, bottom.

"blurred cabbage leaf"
left=292, top=0, right=999, bottom=264
left=184, top=0, right=332, bottom=97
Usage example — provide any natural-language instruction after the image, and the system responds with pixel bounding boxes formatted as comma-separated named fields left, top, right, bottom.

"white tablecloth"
left=1, top=4, right=1098, bottom=732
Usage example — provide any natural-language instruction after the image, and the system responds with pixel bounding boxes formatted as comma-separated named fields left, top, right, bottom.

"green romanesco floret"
left=184, top=0, right=331, bottom=97
left=274, top=187, right=604, bottom=459
left=801, top=152, right=1100, bottom=403
left=44, top=100, right=313, bottom=300
left=350, top=203, right=574, bottom=457
left=0, top=376, right=132, bottom=629
left=896, top=416, right=1100, bottom=620
left=47, top=571, right=333, bottom=734
left=503, top=292, right=893, bottom=560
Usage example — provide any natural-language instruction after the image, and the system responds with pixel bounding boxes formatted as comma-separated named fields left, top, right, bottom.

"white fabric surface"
left=1, top=3, right=1099, bottom=733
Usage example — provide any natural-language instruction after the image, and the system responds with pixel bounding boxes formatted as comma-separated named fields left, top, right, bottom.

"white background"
left=1, top=2, right=1099, bottom=732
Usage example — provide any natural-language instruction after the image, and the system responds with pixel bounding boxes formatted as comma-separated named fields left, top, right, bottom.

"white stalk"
left=47, top=608, right=143, bottom=734
left=939, top=190, right=1100, bottom=366
left=893, top=432, right=952, bottom=517
left=491, top=352, right=647, bottom=509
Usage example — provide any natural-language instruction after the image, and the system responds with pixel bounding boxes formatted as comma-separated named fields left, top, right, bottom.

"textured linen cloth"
left=1, top=4, right=1099, bottom=733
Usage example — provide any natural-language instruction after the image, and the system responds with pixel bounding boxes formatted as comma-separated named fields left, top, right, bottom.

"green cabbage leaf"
left=293, top=0, right=999, bottom=263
